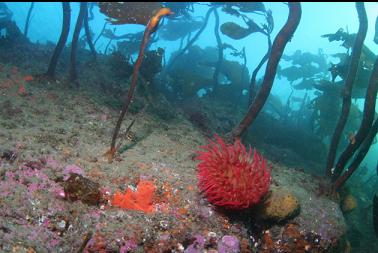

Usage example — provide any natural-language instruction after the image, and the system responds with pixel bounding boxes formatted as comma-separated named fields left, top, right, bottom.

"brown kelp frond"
left=326, top=3, right=368, bottom=178
left=98, top=2, right=162, bottom=25
left=230, top=3, right=302, bottom=140
left=101, top=4, right=173, bottom=162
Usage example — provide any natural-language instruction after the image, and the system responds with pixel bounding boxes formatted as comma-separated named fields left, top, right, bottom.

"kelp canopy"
left=98, top=2, right=162, bottom=25
left=159, top=18, right=203, bottom=41
left=218, top=2, right=270, bottom=40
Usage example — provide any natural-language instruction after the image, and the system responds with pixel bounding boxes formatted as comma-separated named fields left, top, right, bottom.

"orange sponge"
left=112, top=180, right=156, bottom=213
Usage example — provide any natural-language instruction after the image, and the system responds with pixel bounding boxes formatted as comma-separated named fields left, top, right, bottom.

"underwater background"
left=0, top=2, right=377, bottom=252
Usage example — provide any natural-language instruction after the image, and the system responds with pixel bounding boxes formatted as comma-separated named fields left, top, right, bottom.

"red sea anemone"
left=196, top=135, right=271, bottom=210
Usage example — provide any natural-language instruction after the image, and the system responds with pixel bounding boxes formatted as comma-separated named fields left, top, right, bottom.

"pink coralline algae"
left=119, top=239, right=138, bottom=253
left=0, top=157, right=67, bottom=204
left=218, top=235, right=240, bottom=253
left=0, top=165, right=63, bottom=198
left=184, top=234, right=240, bottom=253
left=184, top=235, right=206, bottom=253
left=63, top=164, right=85, bottom=180
left=46, top=155, right=61, bottom=170
left=100, top=113, right=110, bottom=121
left=0, top=157, right=96, bottom=252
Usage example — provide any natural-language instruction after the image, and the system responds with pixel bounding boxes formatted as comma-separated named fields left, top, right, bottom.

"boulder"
left=259, top=186, right=300, bottom=221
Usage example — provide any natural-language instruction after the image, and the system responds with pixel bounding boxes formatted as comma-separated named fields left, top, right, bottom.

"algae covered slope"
left=0, top=61, right=346, bottom=252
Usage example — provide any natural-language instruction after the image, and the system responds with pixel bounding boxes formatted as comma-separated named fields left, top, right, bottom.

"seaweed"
left=83, top=3, right=96, bottom=60
left=23, top=2, right=34, bottom=38
left=230, top=3, right=302, bottom=140
left=104, top=6, right=173, bottom=162
left=333, top=56, right=378, bottom=189
left=326, top=3, right=368, bottom=179
left=68, top=2, right=86, bottom=87
left=45, top=3, right=70, bottom=79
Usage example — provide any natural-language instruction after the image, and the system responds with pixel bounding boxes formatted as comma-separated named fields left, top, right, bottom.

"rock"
left=1, top=149, right=17, bottom=162
left=259, top=186, right=300, bottom=221
left=11, top=245, right=36, bottom=253
left=260, top=223, right=324, bottom=253
left=218, top=235, right=240, bottom=253
left=341, top=194, right=357, bottom=213
left=62, top=173, right=102, bottom=205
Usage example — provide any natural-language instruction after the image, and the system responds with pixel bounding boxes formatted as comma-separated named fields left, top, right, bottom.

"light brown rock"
left=259, top=186, right=300, bottom=221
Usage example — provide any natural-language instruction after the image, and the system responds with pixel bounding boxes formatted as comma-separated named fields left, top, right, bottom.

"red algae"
left=23, top=75, right=34, bottom=82
left=112, top=180, right=156, bottom=213
left=17, top=84, right=26, bottom=95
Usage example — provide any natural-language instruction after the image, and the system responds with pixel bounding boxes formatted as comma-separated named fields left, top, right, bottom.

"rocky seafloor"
left=0, top=59, right=348, bottom=252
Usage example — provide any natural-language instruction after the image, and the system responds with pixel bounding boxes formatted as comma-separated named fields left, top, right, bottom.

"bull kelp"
left=0, top=2, right=377, bottom=252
